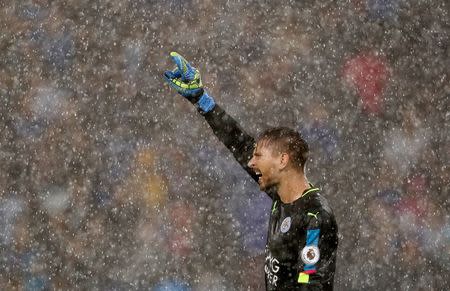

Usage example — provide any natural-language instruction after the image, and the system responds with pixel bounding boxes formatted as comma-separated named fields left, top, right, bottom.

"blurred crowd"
left=1, top=0, right=448, bottom=290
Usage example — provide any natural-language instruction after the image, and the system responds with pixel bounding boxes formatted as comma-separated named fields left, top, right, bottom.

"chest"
left=267, top=202, right=307, bottom=257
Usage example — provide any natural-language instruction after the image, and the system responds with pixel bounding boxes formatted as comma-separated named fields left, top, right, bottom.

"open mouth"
left=255, top=171, right=263, bottom=183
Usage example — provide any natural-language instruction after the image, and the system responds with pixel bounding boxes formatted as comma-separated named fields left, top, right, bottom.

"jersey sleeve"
left=203, top=103, right=259, bottom=183
left=296, top=210, right=337, bottom=288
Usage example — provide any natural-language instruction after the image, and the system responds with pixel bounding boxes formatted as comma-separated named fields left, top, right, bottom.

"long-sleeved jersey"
left=203, top=104, right=338, bottom=290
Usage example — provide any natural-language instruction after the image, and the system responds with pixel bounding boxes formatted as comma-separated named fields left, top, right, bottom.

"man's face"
left=247, top=142, right=282, bottom=191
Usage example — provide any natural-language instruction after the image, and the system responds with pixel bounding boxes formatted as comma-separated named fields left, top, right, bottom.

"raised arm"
left=163, top=52, right=258, bottom=183
left=203, top=104, right=258, bottom=182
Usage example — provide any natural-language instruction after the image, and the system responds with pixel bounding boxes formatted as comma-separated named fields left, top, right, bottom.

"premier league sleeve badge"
left=301, top=245, right=320, bottom=265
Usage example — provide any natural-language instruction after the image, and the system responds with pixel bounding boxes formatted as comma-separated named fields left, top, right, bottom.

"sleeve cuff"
left=197, top=91, right=216, bottom=113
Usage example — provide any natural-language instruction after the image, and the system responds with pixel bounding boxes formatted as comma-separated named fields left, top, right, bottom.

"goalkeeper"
left=163, top=52, right=338, bottom=291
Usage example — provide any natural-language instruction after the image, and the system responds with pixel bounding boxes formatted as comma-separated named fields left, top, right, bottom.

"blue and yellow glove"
left=164, top=52, right=215, bottom=113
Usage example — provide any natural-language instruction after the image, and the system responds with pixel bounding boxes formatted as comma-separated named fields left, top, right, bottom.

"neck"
left=277, top=170, right=310, bottom=204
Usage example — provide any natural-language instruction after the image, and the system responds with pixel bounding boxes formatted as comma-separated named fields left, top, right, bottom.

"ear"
left=279, top=153, right=289, bottom=170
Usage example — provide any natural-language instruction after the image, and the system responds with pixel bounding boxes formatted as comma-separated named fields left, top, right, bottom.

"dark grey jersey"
left=203, top=104, right=338, bottom=290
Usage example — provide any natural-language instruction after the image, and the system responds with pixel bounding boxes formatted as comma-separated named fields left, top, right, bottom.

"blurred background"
left=0, top=0, right=448, bottom=290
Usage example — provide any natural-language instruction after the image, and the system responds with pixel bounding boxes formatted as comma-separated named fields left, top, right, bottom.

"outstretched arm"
left=163, top=52, right=258, bottom=183
left=203, top=104, right=258, bottom=183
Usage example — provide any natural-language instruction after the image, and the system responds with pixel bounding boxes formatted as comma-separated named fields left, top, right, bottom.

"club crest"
left=280, top=217, right=291, bottom=233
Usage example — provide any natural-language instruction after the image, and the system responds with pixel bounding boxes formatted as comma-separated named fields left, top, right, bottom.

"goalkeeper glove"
left=164, top=52, right=215, bottom=113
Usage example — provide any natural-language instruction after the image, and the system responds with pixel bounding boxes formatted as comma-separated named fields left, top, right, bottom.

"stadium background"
left=0, top=0, right=448, bottom=290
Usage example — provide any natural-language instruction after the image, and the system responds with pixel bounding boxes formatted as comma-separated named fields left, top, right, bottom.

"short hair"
left=257, top=127, right=309, bottom=171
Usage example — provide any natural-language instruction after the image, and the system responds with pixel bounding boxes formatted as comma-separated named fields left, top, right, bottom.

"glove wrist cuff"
left=196, top=91, right=216, bottom=113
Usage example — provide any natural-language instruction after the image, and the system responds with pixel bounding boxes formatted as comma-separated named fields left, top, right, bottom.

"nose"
left=247, top=156, right=255, bottom=168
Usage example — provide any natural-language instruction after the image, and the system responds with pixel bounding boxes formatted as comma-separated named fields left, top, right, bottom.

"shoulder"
left=306, top=192, right=334, bottom=214
left=303, top=193, right=336, bottom=225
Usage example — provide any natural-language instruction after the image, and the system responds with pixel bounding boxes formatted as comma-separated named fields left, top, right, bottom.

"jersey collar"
left=300, top=184, right=320, bottom=199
